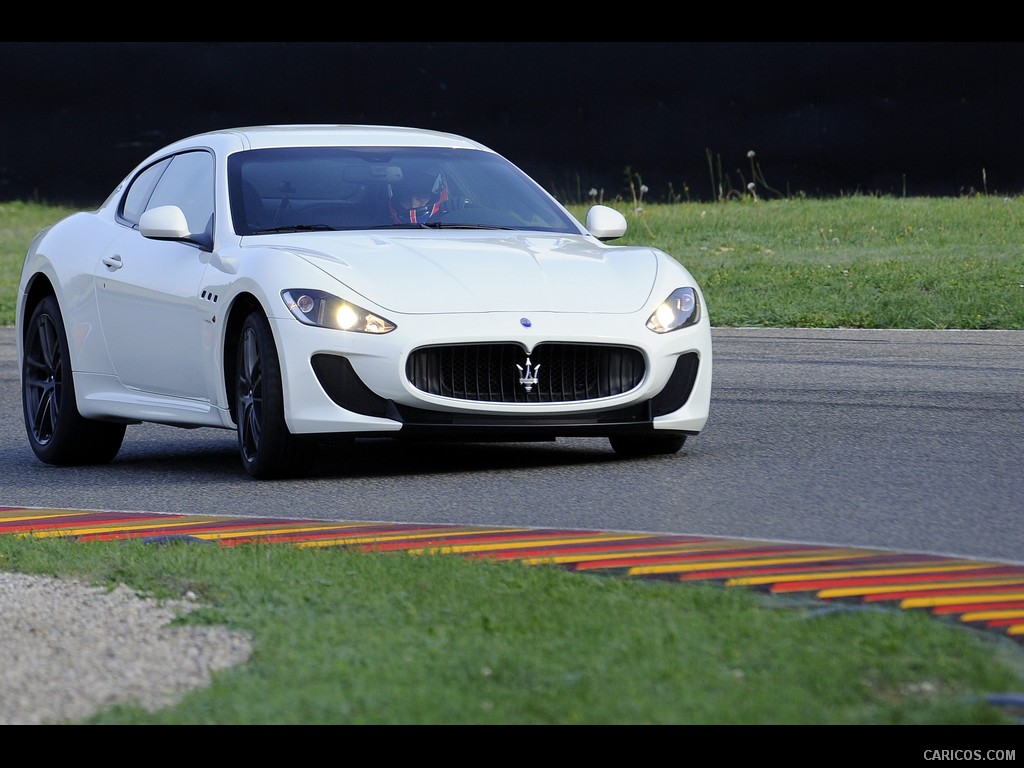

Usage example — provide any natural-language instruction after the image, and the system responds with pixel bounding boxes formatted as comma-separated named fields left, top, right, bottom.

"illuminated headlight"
left=282, top=290, right=396, bottom=334
left=646, top=287, right=700, bottom=333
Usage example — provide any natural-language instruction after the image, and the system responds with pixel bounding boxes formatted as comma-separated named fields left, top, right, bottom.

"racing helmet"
left=389, top=169, right=449, bottom=224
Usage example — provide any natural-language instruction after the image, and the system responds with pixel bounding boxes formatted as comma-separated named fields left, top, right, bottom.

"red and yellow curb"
left=3, top=506, right=1022, bottom=644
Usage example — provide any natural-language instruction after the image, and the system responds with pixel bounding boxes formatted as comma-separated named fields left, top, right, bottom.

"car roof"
left=179, top=124, right=495, bottom=153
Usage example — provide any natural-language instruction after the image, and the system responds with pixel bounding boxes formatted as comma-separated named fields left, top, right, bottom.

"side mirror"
left=140, top=205, right=191, bottom=239
left=585, top=205, right=627, bottom=241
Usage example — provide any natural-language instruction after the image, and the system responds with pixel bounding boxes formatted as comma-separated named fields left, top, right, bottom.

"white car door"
left=93, top=150, right=215, bottom=400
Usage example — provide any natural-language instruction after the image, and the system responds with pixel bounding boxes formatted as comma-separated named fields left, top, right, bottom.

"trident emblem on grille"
left=516, top=357, right=541, bottom=392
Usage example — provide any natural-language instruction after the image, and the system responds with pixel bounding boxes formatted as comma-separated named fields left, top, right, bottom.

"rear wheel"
left=235, top=310, right=313, bottom=479
left=609, top=433, right=687, bottom=457
left=22, top=295, right=126, bottom=465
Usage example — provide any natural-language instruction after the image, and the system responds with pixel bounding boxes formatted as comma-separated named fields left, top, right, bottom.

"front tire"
left=21, top=295, right=126, bottom=465
left=235, top=311, right=313, bottom=479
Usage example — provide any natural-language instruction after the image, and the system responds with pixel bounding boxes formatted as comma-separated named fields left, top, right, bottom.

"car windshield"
left=228, top=147, right=580, bottom=236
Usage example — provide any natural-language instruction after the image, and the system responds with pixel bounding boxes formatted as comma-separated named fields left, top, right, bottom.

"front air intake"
left=406, top=343, right=646, bottom=403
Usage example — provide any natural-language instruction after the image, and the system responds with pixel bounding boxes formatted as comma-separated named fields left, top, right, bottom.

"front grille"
left=406, top=343, right=646, bottom=403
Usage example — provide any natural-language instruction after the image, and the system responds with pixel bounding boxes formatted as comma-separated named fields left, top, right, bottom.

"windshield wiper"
left=422, top=222, right=515, bottom=230
left=365, top=222, right=515, bottom=230
left=249, top=224, right=335, bottom=234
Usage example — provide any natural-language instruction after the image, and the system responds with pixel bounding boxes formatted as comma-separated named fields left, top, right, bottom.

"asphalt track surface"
left=2, top=506, right=1022, bottom=648
left=1, top=326, right=1022, bottom=652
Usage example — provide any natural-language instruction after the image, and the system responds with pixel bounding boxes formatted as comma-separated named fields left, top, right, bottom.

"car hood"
left=260, top=232, right=660, bottom=314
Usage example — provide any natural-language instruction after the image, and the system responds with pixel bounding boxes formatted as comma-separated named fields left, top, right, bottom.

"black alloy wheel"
left=235, top=310, right=313, bottom=479
left=21, top=295, right=125, bottom=465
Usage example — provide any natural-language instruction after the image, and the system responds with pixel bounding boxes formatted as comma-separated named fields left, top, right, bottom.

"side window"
left=121, top=158, right=171, bottom=226
left=146, top=150, right=215, bottom=235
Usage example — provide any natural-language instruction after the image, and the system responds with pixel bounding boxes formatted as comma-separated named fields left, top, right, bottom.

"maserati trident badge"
left=516, top=357, right=541, bottom=392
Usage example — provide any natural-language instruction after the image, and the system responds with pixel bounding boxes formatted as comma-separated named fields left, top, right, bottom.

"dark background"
left=2, top=41, right=1022, bottom=206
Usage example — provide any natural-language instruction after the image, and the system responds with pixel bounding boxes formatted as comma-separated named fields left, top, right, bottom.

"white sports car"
left=16, top=125, right=712, bottom=479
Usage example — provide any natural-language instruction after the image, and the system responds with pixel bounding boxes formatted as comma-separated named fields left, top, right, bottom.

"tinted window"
left=121, top=158, right=171, bottom=226
left=120, top=151, right=214, bottom=235
left=228, top=147, right=579, bottom=235
left=147, top=151, right=215, bottom=234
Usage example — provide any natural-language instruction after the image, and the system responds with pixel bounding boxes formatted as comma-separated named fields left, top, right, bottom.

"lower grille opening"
left=406, top=342, right=645, bottom=403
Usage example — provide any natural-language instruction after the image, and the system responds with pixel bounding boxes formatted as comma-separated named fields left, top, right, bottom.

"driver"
left=389, top=170, right=449, bottom=224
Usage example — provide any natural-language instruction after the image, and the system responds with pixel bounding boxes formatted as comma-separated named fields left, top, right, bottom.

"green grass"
left=2, top=196, right=1023, bottom=725
left=4, top=196, right=1024, bottom=329
left=565, top=196, right=1024, bottom=330
left=1, top=533, right=1021, bottom=725
left=0, top=201, right=81, bottom=327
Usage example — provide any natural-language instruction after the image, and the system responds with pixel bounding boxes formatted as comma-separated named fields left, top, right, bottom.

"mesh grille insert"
left=406, top=343, right=645, bottom=403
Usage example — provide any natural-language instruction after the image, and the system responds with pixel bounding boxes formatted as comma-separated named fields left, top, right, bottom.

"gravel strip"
left=0, top=571, right=252, bottom=724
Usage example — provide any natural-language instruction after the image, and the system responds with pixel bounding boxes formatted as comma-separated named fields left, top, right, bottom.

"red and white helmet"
left=389, top=170, right=449, bottom=224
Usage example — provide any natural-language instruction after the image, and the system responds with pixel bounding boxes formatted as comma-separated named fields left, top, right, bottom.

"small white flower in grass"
left=747, top=150, right=755, bottom=158
left=640, top=184, right=648, bottom=194
left=588, top=188, right=597, bottom=198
